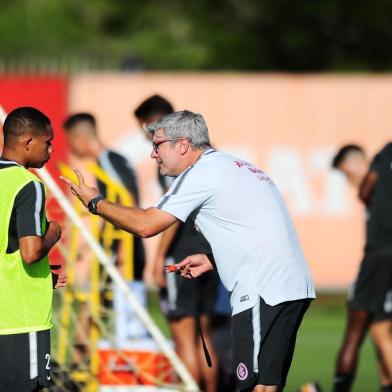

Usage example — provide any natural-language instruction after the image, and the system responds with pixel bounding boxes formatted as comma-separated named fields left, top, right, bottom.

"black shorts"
left=348, top=249, right=392, bottom=321
left=0, top=329, right=51, bottom=392
left=232, top=297, right=310, bottom=391
left=160, top=258, right=218, bottom=320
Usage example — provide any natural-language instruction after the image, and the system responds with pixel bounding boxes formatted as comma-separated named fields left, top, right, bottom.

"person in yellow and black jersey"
left=0, top=107, right=66, bottom=392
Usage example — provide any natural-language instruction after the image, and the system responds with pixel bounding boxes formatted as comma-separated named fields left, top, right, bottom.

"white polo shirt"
left=156, top=149, right=316, bottom=315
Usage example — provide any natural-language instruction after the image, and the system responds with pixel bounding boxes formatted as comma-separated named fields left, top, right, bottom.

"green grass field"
left=150, top=292, right=380, bottom=392
left=286, top=294, right=378, bottom=391
left=53, top=291, right=380, bottom=390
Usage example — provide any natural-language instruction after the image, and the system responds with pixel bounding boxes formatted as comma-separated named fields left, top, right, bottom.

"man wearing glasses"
left=62, top=110, right=316, bottom=392
left=134, top=96, right=220, bottom=392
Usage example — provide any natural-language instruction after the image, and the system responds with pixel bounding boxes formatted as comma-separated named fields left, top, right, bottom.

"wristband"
left=87, top=195, right=104, bottom=215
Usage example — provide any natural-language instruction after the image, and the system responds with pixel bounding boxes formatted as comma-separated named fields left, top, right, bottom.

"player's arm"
left=360, top=143, right=392, bottom=204
left=61, top=168, right=178, bottom=238
left=156, top=222, right=181, bottom=258
left=19, top=222, right=61, bottom=264
left=154, top=221, right=181, bottom=287
left=15, top=181, right=62, bottom=264
left=358, top=170, right=378, bottom=204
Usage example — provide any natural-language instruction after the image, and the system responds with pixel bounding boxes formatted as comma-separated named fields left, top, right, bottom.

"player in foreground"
left=61, top=110, right=316, bottom=392
left=331, top=145, right=392, bottom=392
left=0, top=107, right=66, bottom=391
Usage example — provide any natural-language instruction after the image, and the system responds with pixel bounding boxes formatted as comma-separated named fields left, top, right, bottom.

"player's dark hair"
left=3, top=107, right=51, bottom=145
left=63, top=113, right=96, bottom=132
left=134, top=95, right=174, bottom=121
left=332, top=144, right=365, bottom=168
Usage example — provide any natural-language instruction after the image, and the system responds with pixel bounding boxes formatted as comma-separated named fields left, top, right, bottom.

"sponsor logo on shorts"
left=384, top=290, right=392, bottom=313
left=240, top=295, right=249, bottom=302
left=236, top=362, right=248, bottom=381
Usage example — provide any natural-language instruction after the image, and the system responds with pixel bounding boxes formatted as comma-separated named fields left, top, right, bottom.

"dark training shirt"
left=0, top=159, right=45, bottom=254
left=366, top=142, right=392, bottom=252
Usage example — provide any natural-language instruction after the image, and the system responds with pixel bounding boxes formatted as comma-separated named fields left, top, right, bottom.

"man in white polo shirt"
left=61, top=110, right=316, bottom=392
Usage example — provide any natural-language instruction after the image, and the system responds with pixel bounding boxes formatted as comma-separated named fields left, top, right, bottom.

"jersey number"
left=45, top=353, right=50, bottom=370
left=45, top=354, right=51, bottom=380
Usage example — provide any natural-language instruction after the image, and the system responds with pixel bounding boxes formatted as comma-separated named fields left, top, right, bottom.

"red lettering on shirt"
left=233, top=160, right=275, bottom=186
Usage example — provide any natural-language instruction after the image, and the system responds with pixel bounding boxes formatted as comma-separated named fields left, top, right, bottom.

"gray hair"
left=147, top=110, right=211, bottom=149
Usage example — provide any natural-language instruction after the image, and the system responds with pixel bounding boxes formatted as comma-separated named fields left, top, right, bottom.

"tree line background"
left=1, top=0, right=392, bottom=72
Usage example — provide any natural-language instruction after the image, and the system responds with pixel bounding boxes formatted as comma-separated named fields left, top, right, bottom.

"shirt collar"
left=202, top=148, right=216, bottom=157
left=0, top=158, right=21, bottom=166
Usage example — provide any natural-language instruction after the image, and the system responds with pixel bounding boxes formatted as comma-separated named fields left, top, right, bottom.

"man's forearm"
left=21, top=234, right=58, bottom=265
left=156, top=221, right=181, bottom=257
left=39, top=230, right=61, bottom=260
left=41, top=237, right=57, bottom=258
left=60, top=168, right=177, bottom=238
left=96, top=200, right=175, bottom=238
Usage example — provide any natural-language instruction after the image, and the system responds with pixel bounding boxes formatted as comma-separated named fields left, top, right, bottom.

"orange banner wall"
left=68, top=73, right=392, bottom=290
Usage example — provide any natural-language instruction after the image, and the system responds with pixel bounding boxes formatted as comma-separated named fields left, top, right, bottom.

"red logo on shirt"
left=232, top=160, right=275, bottom=186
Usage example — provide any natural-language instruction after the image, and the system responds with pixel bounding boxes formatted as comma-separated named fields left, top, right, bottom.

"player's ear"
left=22, top=134, right=33, bottom=151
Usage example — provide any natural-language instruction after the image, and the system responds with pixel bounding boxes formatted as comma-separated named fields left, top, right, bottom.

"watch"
left=87, top=195, right=104, bottom=215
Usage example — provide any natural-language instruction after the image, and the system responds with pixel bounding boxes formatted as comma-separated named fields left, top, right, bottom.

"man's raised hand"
left=60, top=168, right=100, bottom=207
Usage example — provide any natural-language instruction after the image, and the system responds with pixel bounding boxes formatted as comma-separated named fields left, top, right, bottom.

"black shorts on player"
left=231, top=297, right=310, bottom=391
left=348, top=248, right=392, bottom=321
left=160, top=218, right=219, bottom=320
left=0, top=329, right=51, bottom=392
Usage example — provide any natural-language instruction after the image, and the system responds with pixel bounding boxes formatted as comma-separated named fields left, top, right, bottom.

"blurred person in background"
left=315, top=144, right=392, bottom=392
left=0, top=107, right=66, bottom=391
left=134, top=95, right=220, bottom=392
left=63, top=113, right=147, bottom=349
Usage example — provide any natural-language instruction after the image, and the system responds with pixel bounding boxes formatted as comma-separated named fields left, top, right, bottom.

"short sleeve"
left=370, top=143, right=392, bottom=173
left=15, top=181, right=46, bottom=238
left=155, top=165, right=215, bottom=222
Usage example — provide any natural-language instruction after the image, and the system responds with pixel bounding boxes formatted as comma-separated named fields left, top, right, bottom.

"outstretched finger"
left=70, top=187, right=80, bottom=198
left=60, top=176, right=81, bottom=197
left=60, top=175, right=76, bottom=188
left=73, top=168, right=85, bottom=185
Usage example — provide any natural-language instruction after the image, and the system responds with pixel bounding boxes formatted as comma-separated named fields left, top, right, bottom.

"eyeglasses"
left=152, top=137, right=191, bottom=153
left=152, top=138, right=178, bottom=153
